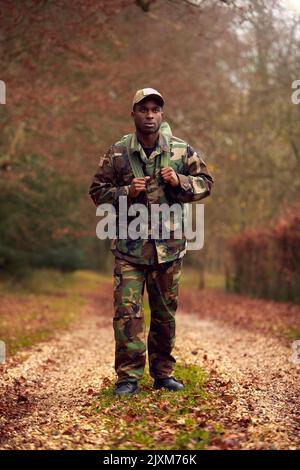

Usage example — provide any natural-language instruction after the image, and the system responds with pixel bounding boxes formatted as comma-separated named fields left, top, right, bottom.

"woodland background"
left=1, top=0, right=300, bottom=301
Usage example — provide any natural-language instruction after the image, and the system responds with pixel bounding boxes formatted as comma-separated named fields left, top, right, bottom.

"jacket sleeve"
left=166, top=144, right=214, bottom=203
left=89, top=146, right=131, bottom=208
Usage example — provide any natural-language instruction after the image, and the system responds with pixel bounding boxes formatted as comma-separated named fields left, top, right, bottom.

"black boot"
left=154, top=377, right=184, bottom=391
left=114, top=382, right=139, bottom=396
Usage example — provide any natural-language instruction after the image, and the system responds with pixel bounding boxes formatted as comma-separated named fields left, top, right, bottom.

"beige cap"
left=132, top=88, right=164, bottom=109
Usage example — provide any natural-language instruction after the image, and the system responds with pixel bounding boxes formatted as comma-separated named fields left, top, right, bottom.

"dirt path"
left=0, top=288, right=299, bottom=450
left=178, top=314, right=299, bottom=449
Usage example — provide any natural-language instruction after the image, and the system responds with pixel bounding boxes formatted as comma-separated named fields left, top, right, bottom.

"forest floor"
left=0, top=270, right=299, bottom=450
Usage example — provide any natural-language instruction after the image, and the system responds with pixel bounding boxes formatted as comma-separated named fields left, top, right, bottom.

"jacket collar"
left=129, top=121, right=172, bottom=156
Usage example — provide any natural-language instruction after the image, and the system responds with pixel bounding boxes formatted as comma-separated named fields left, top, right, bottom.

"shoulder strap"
left=120, top=134, right=145, bottom=178
left=119, top=129, right=172, bottom=177
left=159, top=121, right=172, bottom=168
left=160, top=144, right=171, bottom=168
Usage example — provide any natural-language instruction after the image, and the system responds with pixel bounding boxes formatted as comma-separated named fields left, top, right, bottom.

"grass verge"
left=91, top=363, right=224, bottom=450
left=0, top=269, right=110, bottom=357
left=180, top=267, right=225, bottom=291
left=283, top=326, right=300, bottom=341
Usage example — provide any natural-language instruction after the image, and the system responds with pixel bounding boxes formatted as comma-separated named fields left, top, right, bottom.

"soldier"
left=89, top=88, right=214, bottom=395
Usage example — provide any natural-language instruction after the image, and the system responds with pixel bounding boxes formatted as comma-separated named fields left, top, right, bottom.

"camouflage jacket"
left=89, top=122, right=214, bottom=264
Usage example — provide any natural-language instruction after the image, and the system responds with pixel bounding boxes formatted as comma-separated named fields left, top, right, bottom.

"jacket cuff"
left=177, top=173, right=191, bottom=192
left=167, top=173, right=191, bottom=197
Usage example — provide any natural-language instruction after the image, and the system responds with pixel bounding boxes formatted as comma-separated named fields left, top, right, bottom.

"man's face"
left=131, top=98, right=163, bottom=135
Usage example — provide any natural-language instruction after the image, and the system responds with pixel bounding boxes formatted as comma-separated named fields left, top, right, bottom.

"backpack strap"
left=120, top=134, right=145, bottom=178
left=120, top=123, right=172, bottom=177
left=160, top=140, right=171, bottom=168
left=128, top=149, right=145, bottom=178
left=159, top=121, right=172, bottom=169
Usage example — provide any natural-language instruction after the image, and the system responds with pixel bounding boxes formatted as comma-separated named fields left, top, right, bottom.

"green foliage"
left=0, top=154, right=88, bottom=275
left=0, top=269, right=109, bottom=356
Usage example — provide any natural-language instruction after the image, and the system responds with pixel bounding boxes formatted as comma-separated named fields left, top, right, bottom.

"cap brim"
left=135, top=94, right=164, bottom=107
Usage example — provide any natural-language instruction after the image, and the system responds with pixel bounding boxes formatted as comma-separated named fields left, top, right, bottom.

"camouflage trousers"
left=113, top=256, right=183, bottom=384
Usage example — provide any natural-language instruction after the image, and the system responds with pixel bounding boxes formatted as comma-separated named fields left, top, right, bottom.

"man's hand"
left=129, top=176, right=151, bottom=198
left=160, top=167, right=180, bottom=187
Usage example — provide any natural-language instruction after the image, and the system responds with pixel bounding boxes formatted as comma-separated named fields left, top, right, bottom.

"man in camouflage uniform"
left=89, top=88, right=214, bottom=395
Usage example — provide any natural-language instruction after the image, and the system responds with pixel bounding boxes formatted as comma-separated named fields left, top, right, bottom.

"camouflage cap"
left=132, top=88, right=164, bottom=109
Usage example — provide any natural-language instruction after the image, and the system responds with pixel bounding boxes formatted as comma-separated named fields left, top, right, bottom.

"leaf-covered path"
left=0, top=285, right=299, bottom=450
